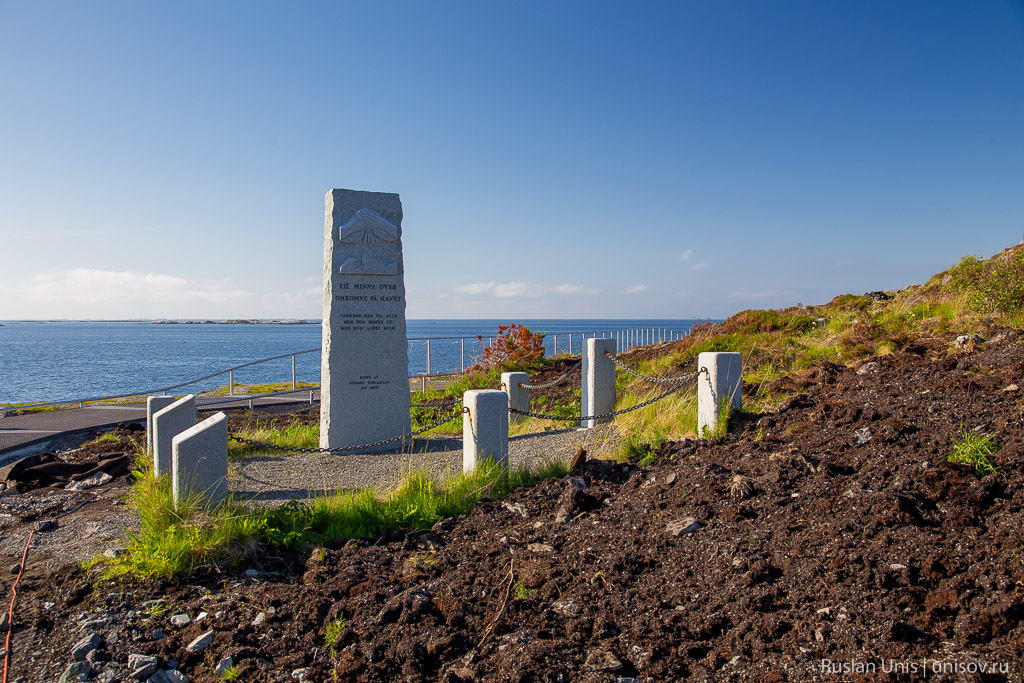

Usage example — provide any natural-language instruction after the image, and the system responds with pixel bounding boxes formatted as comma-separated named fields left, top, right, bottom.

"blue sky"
left=1, top=1, right=1022, bottom=319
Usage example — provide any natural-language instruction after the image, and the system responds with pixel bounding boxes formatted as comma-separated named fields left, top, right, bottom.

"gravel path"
left=231, top=424, right=617, bottom=503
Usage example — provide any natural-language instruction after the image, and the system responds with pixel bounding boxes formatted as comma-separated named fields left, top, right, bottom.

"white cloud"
left=680, top=249, right=693, bottom=261
left=453, top=281, right=496, bottom=295
left=493, top=281, right=545, bottom=298
left=0, top=269, right=319, bottom=318
left=551, top=284, right=600, bottom=295
left=625, top=284, right=648, bottom=294
left=689, top=262, right=709, bottom=272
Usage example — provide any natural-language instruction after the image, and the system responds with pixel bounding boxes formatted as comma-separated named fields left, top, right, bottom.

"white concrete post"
left=152, top=394, right=196, bottom=477
left=172, top=411, right=229, bottom=509
left=697, top=352, right=743, bottom=437
left=582, top=338, right=616, bottom=428
left=463, top=389, right=508, bottom=474
left=501, top=372, right=529, bottom=422
left=146, top=396, right=175, bottom=454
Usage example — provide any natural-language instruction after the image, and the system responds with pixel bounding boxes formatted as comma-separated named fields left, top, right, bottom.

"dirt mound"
left=5, top=336, right=1024, bottom=681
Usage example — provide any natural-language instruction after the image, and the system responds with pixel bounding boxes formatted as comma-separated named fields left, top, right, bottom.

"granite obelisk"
left=320, top=189, right=411, bottom=449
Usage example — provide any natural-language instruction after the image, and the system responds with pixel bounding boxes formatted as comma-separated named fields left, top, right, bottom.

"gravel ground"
left=231, top=424, right=617, bottom=503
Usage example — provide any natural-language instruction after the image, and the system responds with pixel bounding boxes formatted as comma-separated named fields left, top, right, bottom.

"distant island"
left=149, top=319, right=318, bottom=325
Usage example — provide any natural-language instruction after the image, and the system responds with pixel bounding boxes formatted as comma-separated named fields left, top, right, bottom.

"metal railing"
left=2, top=327, right=689, bottom=412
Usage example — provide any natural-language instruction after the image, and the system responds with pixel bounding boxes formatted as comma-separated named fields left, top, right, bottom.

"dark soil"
left=5, top=335, right=1024, bottom=682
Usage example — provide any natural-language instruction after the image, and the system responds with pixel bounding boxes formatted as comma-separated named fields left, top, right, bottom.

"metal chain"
left=410, top=397, right=462, bottom=408
left=607, top=353, right=696, bottom=384
left=228, top=408, right=464, bottom=455
left=509, top=372, right=698, bottom=421
left=520, top=360, right=583, bottom=389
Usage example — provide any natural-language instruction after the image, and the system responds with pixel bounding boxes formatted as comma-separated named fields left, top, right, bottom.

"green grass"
left=947, top=430, right=1002, bottom=476
left=99, top=452, right=568, bottom=580
left=228, top=418, right=320, bottom=459
left=205, top=380, right=318, bottom=397
left=220, top=666, right=242, bottom=681
left=323, top=616, right=346, bottom=647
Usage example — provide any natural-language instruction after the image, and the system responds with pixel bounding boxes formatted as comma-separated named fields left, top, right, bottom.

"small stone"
left=666, top=472, right=677, bottom=485
left=8, top=564, right=19, bottom=575
left=126, top=653, right=158, bottom=679
left=244, top=568, right=260, bottom=578
left=257, top=658, right=273, bottom=670
left=166, top=659, right=179, bottom=669
left=34, top=518, right=57, bottom=532
left=152, top=629, right=164, bottom=640
left=170, top=614, right=190, bottom=627
left=85, top=648, right=102, bottom=665
left=584, top=649, right=623, bottom=672
left=185, top=629, right=213, bottom=653
left=215, top=611, right=225, bottom=619
left=149, top=671, right=188, bottom=683
left=889, top=563, right=908, bottom=570
left=65, top=471, right=114, bottom=491
left=58, top=661, right=90, bottom=683
left=103, top=548, right=126, bottom=559
left=569, top=477, right=586, bottom=490
left=252, top=612, right=267, bottom=627
left=214, top=657, right=234, bottom=675
left=856, top=362, right=879, bottom=375
left=665, top=517, right=704, bottom=536
left=527, top=543, right=553, bottom=553
left=292, top=668, right=309, bottom=681
left=195, top=612, right=208, bottom=622
left=501, top=502, right=528, bottom=518
left=71, top=633, right=101, bottom=660
left=852, top=427, right=872, bottom=445
left=1003, top=384, right=1019, bottom=393
left=0, top=612, right=8, bottom=632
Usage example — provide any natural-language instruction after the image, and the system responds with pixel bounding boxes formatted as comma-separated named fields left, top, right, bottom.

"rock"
left=292, top=668, right=310, bottom=680
left=127, top=653, right=158, bottom=679
left=214, top=657, right=234, bottom=675
left=666, top=472, right=677, bottom=485
left=71, top=632, right=101, bottom=660
left=34, top=518, right=57, bottom=532
left=954, top=334, right=984, bottom=349
left=58, top=661, right=90, bottom=683
left=8, top=564, right=20, bottom=575
left=185, top=630, right=213, bottom=653
left=252, top=611, right=267, bottom=627
left=103, top=548, right=126, bottom=559
left=853, top=427, right=873, bottom=445
left=555, top=485, right=589, bottom=523
left=65, top=471, right=113, bottom=491
left=1003, top=384, right=1019, bottom=393
left=584, top=649, right=624, bottom=672
left=569, top=447, right=587, bottom=471
left=149, top=671, right=188, bottom=683
left=856, top=362, right=879, bottom=375
left=169, top=614, right=190, bottom=627
left=569, top=477, right=586, bottom=490
left=244, top=568, right=260, bottom=578
left=527, top=543, right=553, bottom=553
left=501, top=502, right=528, bottom=518
left=195, top=612, right=208, bottom=622
left=666, top=517, right=704, bottom=536
left=152, top=629, right=164, bottom=640
left=0, top=612, right=8, bottom=632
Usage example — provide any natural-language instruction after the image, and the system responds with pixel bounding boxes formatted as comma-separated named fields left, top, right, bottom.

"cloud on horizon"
left=0, top=268, right=319, bottom=318
left=452, top=281, right=601, bottom=298
left=625, top=284, right=648, bottom=294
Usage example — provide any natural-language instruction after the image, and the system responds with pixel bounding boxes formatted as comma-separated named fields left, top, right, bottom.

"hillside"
left=3, top=246, right=1024, bottom=682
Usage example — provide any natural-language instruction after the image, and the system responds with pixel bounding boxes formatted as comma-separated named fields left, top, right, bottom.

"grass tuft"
left=947, top=430, right=1002, bottom=477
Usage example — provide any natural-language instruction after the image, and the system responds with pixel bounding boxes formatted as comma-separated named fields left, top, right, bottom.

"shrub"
left=945, top=248, right=1024, bottom=315
left=477, top=323, right=546, bottom=369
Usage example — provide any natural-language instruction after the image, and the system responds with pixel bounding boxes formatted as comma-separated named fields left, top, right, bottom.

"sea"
left=0, top=319, right=702, bottom=405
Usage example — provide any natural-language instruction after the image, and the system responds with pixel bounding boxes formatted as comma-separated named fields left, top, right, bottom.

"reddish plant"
left=476, top=323, right=546, bottom=369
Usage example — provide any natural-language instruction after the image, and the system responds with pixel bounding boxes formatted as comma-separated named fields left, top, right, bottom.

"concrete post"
left=172, top=411, right=229, bottom=509
left=582, top=338, right=616, bottom=428
left=146, top=396, right=175, bottom=454
left=697, top=352, right=743, bottom=437
left=463, top=389, right=508, bottom=474
left=152, top=394, right=196, bottom=477
left=501, top=372, right=529, bottom=422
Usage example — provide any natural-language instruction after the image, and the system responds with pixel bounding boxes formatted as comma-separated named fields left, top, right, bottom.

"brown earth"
left=4, top=335, right=1024, bottom=681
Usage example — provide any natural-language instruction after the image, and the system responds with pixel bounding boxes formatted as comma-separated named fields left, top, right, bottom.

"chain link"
left=607, top=353, right=697, bottom=384
left=509, top=372, right=697, bottom=422
left=410, top=397, right=462, bottom=408
left=519, top=360, right=583, bottom=390
left=228, top=408, right=464, bottom=455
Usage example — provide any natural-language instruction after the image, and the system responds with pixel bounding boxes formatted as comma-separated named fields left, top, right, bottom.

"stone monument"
left=321, top=189, right=411, bottom=449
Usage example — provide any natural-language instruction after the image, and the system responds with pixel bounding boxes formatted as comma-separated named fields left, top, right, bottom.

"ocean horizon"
left=0, top=318, right=705, bottom=404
